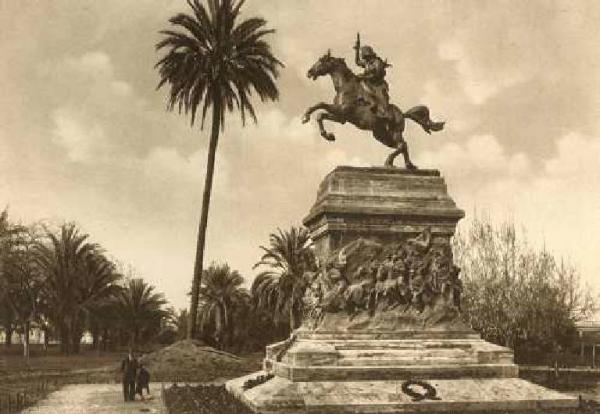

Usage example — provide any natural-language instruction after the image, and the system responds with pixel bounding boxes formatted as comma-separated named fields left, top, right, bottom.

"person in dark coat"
left=120, top=350, right=138, bottom=402
left=136, top=362, right=151, bottom=400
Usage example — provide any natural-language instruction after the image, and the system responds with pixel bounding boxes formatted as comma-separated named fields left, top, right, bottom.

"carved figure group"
left=301, top=228, right=462, bottom=325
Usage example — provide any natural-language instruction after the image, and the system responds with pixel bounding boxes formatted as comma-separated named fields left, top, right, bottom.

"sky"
left=1, top=0, right=599, bottom=310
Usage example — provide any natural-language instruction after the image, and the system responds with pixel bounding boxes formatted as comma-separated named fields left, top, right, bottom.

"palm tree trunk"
left=42, top=325, right=49, bottom=353
left=188, top=94, right=221, bottom=339
left=60, top=321, right=70, bottom=355
left=290, top=286, right=296, bottom=335
left=133, top=327, right=140, bottom=350
left=222, top=303, right=228, bottom=349
left=101, top=328, right=108, bottom=351
left=92, top=327, right=99, bottom=350
left=23, top=320, right=30, bottom=359
left=5, top=326, right=13, bottom=347
left=71, top=329, right=82, bottom=354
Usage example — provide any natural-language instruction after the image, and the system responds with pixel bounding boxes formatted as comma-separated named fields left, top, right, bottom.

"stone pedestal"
left=227, top=167, right=579, bottom=413
left=303, top=166, right=464, bottom=259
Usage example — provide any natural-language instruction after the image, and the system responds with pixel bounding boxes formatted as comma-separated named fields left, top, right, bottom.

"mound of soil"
left=138, top=340, right=248, bottom=382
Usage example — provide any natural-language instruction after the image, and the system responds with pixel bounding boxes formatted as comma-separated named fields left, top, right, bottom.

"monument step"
left=226, top=372, right=579, bottom=414
left=330, top=339, right=483, bottom=350
left=296, top=330, right=481, bottom=340
left=272, top=361, right=519, bottom=381
left=337, top=357, right=479, bottom=367
left=335, top=348, right=478, bottom=366
left=336, top=348, right=472, bottom=358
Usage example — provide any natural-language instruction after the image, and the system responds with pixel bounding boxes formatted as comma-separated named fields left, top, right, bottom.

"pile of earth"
left=137, top=340, right=249, bottom=382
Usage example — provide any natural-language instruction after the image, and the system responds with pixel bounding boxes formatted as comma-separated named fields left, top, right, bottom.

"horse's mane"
left=330, top=56, right=355, bottom=78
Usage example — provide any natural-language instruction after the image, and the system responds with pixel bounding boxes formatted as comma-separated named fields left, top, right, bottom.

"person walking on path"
left=120, top=349, right=138, bottom=402
left=135, top=362, right=151, bottom=401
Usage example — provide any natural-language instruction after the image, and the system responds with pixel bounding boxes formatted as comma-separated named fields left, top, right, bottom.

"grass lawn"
left=0, top=344, right=129, bottom=412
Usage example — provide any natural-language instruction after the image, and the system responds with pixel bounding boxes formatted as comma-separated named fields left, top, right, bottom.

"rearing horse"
left=302, top=51, right=444, bottom=169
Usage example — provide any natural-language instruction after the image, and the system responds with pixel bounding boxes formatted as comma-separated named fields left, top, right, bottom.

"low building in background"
left=575, top=320, right=600, bottom=367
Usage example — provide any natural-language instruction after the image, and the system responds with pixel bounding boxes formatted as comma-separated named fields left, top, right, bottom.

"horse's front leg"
left=316, top=111, right=346, bottom=141
left=302, top=102, right=336, bottom=124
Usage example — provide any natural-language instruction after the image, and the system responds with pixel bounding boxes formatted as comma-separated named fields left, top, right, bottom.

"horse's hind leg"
left=386, top=132, right=417, bottom=170
left=400, top=138, right=417, bottom=170
left=384, top=146, right=403, bottom=167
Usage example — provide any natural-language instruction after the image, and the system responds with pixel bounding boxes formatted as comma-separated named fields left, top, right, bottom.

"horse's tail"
left=404, top=105, right=445, bottom=134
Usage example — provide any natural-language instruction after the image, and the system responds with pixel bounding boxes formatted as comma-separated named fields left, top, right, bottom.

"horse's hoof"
left=301, top=114, right=310, bottom=124
left=324, top=133, right=335, bottom=141
left=406, top=163, right=418, bottom=170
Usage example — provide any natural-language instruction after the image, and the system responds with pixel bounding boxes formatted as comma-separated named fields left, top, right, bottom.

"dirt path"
left=21, top=383, right=164, bottom=414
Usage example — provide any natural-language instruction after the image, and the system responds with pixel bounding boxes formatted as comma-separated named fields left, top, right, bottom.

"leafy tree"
left=0, top=209, right=17, bottom=346
left=113, top=278, right=168, bottom=350
left=453, top=216, right=596, bottom=360
left=198, top=263, right=248, bottom=349
left=1, top=224, right=45, bottom=358
left=155, top=0, right=283, bottom=339
left=252, top=227, right=315, bottom=334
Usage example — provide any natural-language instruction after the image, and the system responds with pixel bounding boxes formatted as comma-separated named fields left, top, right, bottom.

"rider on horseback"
left=353, top=33, right=393, bottom=127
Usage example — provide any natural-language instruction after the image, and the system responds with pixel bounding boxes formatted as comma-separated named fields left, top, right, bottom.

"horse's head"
left=307, top=50, right=342, bottom=80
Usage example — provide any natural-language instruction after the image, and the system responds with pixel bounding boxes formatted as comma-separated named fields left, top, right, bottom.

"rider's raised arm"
left=355, top=48, right=365, bottom=68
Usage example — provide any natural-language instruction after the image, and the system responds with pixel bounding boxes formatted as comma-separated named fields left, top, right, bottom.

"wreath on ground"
left=242, top=374, right=274, bottom=391
left=401, top=380, right=441, bottom=402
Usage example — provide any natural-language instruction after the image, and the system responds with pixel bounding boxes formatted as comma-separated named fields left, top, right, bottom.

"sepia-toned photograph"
left=1, top=0, right=600, bottom=413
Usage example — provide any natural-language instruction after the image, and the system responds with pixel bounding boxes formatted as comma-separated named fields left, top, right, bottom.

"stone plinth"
left=227, top=166, right=579, bottom=413
left=227, top=374, right=578, bottom=414
left=303, top=166, right=464, bottom=259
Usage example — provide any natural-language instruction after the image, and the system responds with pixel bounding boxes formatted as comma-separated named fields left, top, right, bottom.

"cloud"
left=141, top=146, right=229, bottom=190
left=67, top=51, right=114, bottom=77
left=63, top=51, right=134, bottom=98
left=438, top=37, right=531, bottom=106
left=420, top=134, right=530, bottom=188
left=51, top=109, right=107, bottom=162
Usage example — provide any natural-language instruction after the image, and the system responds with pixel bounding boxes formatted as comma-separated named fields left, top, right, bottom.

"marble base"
left=227, top=333, right=579, bottom=413
left=264, top=337, right=517, bottom=382
left=226, top=373, right=580, bottom=414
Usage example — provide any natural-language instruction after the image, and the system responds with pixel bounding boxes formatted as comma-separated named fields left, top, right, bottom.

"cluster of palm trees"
left=0, top=210, right=170, bottom=357
left=193, top=227, right=315, bottom=351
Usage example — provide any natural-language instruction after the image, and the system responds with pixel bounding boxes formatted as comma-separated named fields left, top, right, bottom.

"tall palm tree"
left=155, top=0, right=283, bottom=339
left=198, top=263, right=248, bottom=349
left=35, top=223, right=96, bottom=354
left=252, top=227, right=315, bottom=334
left=114, top=278, right=168, bottom=349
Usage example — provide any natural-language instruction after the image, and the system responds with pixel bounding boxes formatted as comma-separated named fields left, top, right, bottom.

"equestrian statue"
left=302, top=33, right=445, bottom=169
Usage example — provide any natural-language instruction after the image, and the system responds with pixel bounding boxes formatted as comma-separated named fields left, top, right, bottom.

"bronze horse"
left=302, top=51, right=444, bottom=168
